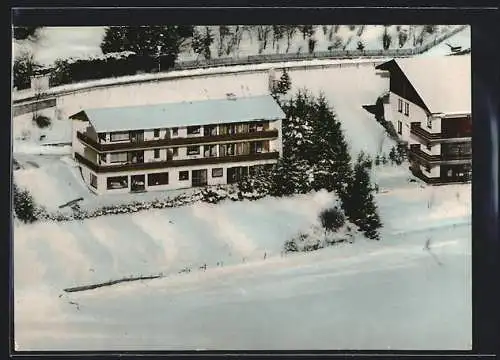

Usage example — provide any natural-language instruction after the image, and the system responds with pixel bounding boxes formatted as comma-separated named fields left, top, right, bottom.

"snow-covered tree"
left=192, top=27, right=214, bottom=60
left=309, top=95, right=352, bottom=195
left=342, top=158, right=382, bottom=240
left=13, top=183, right=37, bottom=223
left=13, top=52, right=37, bottom=90
left=299, top=25, right=315, bottom=39
left=100, top=26, right=193, bottom=66
left=270, top=156, right=311, bottom=196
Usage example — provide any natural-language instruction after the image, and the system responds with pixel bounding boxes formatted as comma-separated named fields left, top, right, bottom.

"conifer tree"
left=13, top=183, right=37, bottom=223
left=310, top=95, right=352, bottom=195
left=342, top=158, right=382, bottom=240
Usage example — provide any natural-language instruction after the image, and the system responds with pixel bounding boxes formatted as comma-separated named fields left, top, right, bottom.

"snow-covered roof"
left=395, top=55, right=471, bottom=115
left=71, top=95, right=285, bottom=133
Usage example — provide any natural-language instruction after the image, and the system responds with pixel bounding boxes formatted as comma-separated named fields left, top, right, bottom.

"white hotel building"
left=70, top=95, right=285, bottom=194
left=376, top=54, right=472, bottom=184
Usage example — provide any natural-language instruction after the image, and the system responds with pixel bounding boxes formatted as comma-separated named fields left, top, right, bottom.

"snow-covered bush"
left=283, top=223, right=355, bottom=254
left=319, top=207, right=345, bottom=232
left=33, top=114, right=51, bottom=129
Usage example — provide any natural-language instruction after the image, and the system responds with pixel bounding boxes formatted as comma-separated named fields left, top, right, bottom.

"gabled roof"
left=378, top=55, right=471, bottom=115
left=70, top=95, right=286, bottom=133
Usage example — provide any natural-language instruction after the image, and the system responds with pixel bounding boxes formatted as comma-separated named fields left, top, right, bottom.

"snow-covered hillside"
left=14, top=172, right=471, bottom=350
left=13, top=25, right=461, bottom=66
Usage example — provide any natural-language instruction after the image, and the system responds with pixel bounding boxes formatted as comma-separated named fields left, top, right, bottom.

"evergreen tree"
left=270, top=157, right=311, bottom=196
left=13, top=183, right=37, bottom=223
left=13, top=53, right=37, bottom=90
left=276, top=68, right=292, bottom=95
left=100, top=26, right=194, bottom=67
left=342, top=160, right=382, bottom=240
left=356, top=41, right=365, bottom=51
left=309, top=95, right=352, bottom=195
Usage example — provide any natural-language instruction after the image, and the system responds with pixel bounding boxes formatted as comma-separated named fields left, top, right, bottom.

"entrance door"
left=131, top=174, right=146, bottom=192
left=192, top=169, right=208, bottom=187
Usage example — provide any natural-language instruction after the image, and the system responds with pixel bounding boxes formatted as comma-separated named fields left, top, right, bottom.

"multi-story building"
left=376, top=55, right=471, bottom=184
left=70, top=94, right=285, bottom=194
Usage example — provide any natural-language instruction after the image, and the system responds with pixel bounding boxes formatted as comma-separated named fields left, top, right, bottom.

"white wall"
left=71, top=120, right=88, bottom=159
left=421, top=143, right=442, bottom=156
left=422, top=164, right=440, bottom=178
left=389, top=92, right=429, bottom=144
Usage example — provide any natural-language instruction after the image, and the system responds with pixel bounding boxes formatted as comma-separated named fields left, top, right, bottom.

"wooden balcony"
left=409, top=145, right=472, bottom=166
left=410, top=168, right=471, bottom=185
left=77, top=129, right=279, bottom=153
left=75, top=151, right=280, bottom=174
left=410, top=123, right=472, bottom=145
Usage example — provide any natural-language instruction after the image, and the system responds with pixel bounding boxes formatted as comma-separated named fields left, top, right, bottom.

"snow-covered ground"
left=13, top=25, right=460, bottom=66
left=14, top=170, right=471, bottom=350
left=419, top=26, right=470, bottom=57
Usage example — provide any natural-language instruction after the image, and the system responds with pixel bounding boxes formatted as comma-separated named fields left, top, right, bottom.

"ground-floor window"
left=148, top=172, right=169, bottom=186
left=179, top=171, right=189, bottom=181
left=397, top=121, right=402, bottom=135
left=192, top=169, right=208, bottom=187
left=212, top=168, right=223, bottom=178
left=107, top=176, right=128, bottom=190
left=90, top=173, right=98, bottom=189
left=227, top=166, right=249, bottom=184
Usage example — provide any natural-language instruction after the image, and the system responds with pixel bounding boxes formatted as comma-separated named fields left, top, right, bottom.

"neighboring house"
left=70, top=94, right=284, bottom=194
left=376, top=54, right=471, bottom=184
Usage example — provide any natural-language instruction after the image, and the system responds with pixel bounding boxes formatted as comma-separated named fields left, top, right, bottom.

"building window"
left=148, top=172, right=169, bottom=186
left=397, top=98, right=403, bottom=113
left=110, top=132, right=129, bottom=142
left=153, top=129, right=160, bottom=138
left=212, top=168, right=223, bottom=178
left=404, top=102, right=409, bottom=116
left=397, top=121, right=402, bottom=135
left=109, top=152, right=128, bottom=163
left=179, top=171, right=189, bottom=181
left=172, top=147, right=178, bottom=157
left=187, top=146, right=200, bottom=155
left=252, top=141, right=264, bottom=154
left=172, top=127, right=178, bottom=136
left=107, top=176, right=128, bottom=190
left=426, top=143, right=432, bottom=151
left=427, top=117, right=432, bottom=129
left=204, top=145, right=217, bottom=157
left=425, top=166, right=431, bottom=173
left=90, top=173, right=98, bottom=189
left=154, top=149, right=160, bottom=159
left=187, top=126, right=201, bottom=135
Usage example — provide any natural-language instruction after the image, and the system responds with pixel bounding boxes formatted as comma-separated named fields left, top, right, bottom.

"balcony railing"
left=410, top=123, right=472, bottom=144
left=75, top=151, right=279, bottom=173
left=77, top=129, right=279, bottom=153
left=410, top=168, right=471, bottom=185
left=409, top=145, right=472, bottom=166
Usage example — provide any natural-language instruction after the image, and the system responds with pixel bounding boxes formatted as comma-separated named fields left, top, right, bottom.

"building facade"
left=70, top=95, right=285, bottom=194
left=376, top=55, right=471, bottom=184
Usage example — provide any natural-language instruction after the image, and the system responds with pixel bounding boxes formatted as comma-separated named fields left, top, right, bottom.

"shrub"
left=13, top=184, right=37, bottom=223
left=319, top=207, right=345, bottom=232
left=33, top=115, right=51, bottom=128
